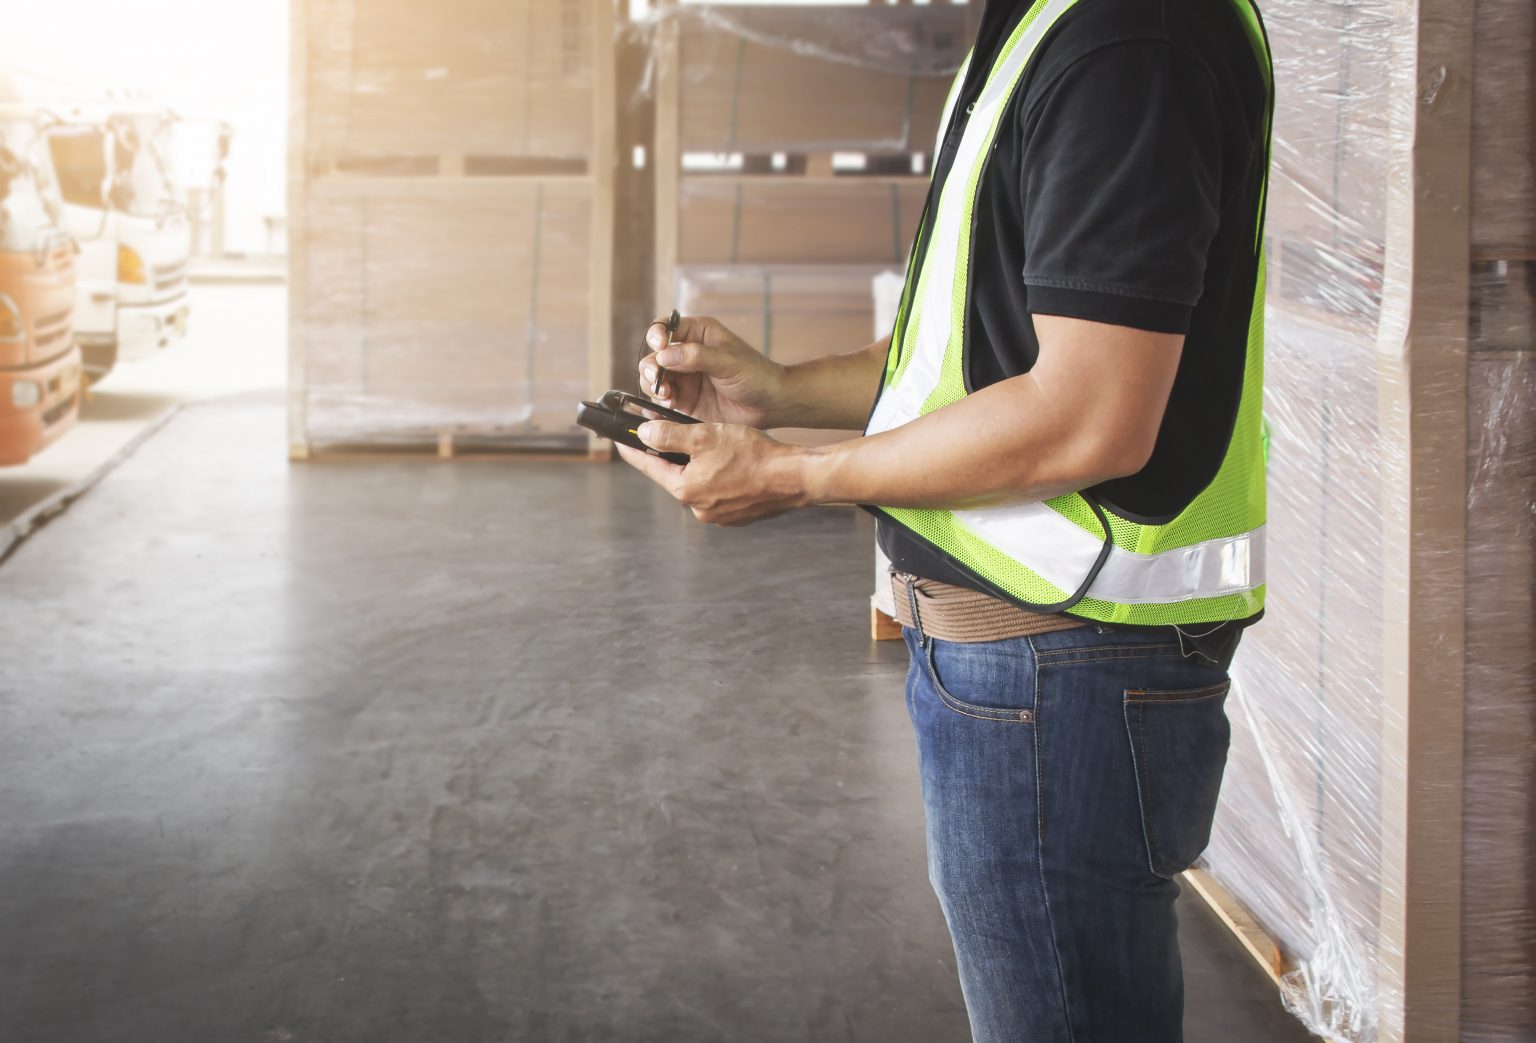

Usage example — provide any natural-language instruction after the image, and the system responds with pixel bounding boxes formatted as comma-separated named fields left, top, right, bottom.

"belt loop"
left=904, top=573, right=928, bottom=647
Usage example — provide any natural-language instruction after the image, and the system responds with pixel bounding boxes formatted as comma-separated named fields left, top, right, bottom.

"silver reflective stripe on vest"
left=954, top=502, right=1266, bottom=604
left=868, top=0, right=1080, bottom=437
left=932, top=55, right=971, bottom=158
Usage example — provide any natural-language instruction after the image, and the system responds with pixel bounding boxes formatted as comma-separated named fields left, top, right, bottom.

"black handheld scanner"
left=576, top=390, right=700, bottom=465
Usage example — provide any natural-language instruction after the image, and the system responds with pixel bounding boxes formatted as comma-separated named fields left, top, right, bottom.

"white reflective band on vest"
left=955, top=502, right=1266, bottom=604
left=867, top=0, right=1266, bottom=608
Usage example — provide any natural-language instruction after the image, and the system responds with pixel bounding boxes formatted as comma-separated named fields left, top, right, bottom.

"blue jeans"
left=901, top=620, right=1235, bottom=1043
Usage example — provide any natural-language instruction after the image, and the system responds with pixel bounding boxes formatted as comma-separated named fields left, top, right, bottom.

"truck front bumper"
left=0, top=346, right=84, bottom=467
left=117, top=293, right=190, bottom=362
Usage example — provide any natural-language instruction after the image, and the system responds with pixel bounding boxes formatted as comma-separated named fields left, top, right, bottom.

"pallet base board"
left=289, top=431, right=602, bottom=463
left=1181, top=866, right=1291, bottom=987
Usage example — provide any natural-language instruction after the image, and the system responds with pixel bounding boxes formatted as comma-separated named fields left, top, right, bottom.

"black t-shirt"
left=878, top=0, right=1270, bottom=629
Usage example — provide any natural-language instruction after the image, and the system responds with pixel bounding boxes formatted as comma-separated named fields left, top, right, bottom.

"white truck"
left=44, top=102, right=191, bottom=383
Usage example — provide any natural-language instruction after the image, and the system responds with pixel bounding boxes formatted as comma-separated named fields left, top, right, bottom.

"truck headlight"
left=12, top=380, right=42, bottom=409
left=118, top=245, right=147, bottom=285
left=0, top=293, right=22, bottom=343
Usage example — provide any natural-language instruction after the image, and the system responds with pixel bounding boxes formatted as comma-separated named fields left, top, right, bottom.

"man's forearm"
left=792, top=372, right=1153, bottom=510
left=768, top=340, right=888, bottom=430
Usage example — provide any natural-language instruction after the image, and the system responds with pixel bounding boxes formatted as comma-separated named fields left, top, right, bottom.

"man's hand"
left=640, top=315, right=786, bottom=429
left=615, top=420, right=809, bottom=527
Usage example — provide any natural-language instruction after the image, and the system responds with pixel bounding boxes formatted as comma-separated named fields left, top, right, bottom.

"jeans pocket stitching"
left=1125, top=680, right=1231, bottom=703
left=1133, top=703, right=1162, bottom=873
left=1036, top=642, right=1181, bottom=657
left=1123, top=682, right=1231, bottom=879
left=922, top=641, right=1036, bottom=724
left=1035, top=646, right=1183, bottom=665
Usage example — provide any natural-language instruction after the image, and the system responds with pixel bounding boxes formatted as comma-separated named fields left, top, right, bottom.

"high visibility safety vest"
left=865, top=0, right=1274, bottom=628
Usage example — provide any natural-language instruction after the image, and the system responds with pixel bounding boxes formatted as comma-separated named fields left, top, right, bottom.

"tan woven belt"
left=890, top=571, right=1089, bottom=643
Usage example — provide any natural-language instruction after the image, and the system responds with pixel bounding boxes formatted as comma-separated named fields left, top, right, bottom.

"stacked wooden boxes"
left=1198, top=0, right=1535, bottom=1039
left=652, top=2, right=975, bottom=443
left=288, top=0, right=616, bottom=455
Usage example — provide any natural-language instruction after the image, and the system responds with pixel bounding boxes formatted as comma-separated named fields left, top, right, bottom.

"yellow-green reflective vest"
left=866, top=0, right=1274, bottom=627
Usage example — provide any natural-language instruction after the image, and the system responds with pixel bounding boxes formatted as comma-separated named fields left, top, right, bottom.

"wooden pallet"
left=310, top=154, right=593, bottom=180
left=290, top=430, right=611, bottom=463
left=1181, top=867, right=1291, bottom=987
left=681, top=151, right=930, bottom=178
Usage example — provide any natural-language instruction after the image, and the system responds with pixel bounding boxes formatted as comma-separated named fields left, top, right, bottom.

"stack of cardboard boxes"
left=289, top=0, right=614, bottom=454
left=652, top=3, right=975, bottom=444
left=1200, top=0, right=1535, bottom=1038
left=1461, top=3, right=1534, bottom=1036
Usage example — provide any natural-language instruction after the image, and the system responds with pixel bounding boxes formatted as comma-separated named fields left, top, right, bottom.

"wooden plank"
left=1372, top=0, right=1473, bottom=1038
left=286, top=0, right=312, bottom=460
left=1181, top=868, right=1289, bottom=987
left=871, top=604, right=902, bottom=642
left=297, top=446, right=596, bottom=464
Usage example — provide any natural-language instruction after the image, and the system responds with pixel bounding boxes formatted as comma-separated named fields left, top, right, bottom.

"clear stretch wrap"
left=1200, top=0, right=1535, bottom=1040
left=660, top=3, right=975, bottom=153
left=652, top=3, right=974, bottom=448
left=289, top=0, right=609, bottom=451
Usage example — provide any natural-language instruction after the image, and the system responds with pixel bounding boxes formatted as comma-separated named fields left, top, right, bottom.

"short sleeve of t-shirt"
left=1018, top=40, right=1226, bottom=335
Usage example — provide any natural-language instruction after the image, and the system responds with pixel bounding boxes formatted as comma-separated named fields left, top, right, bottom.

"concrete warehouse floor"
left=0, top=395, right=1316, bottom=1042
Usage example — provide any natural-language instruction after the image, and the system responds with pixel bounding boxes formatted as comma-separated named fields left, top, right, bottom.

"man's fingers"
left=653, top=340, right=736, bottom=377
left=646, top=314, right=720, bottom=353
left=638, top=353, right=662, bottom=396
left=638, top=352, right=681, bottom=400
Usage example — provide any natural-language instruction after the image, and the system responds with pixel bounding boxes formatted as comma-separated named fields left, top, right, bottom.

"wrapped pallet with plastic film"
left=651, top=3, right=976, bottom=448
left=287, top=0, right=616, bottom=454
left=1197, top=0, right=1534, bottom=1039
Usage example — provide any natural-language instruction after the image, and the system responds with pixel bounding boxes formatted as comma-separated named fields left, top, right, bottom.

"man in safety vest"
left=621, top=0, right=1273, bottom=1038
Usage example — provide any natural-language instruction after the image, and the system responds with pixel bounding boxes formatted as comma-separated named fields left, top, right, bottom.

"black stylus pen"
left=653, top=309, right=680, bottom=396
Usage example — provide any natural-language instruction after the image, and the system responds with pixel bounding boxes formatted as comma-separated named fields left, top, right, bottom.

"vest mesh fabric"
left=866, top=0, right=1273, bottom=627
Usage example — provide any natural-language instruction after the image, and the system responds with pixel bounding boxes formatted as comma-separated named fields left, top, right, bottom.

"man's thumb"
left=637, top=420, right=689, bottom=453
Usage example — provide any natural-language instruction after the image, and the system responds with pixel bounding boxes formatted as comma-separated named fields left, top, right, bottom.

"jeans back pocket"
left=1123, top=681, right=1232, bottom=879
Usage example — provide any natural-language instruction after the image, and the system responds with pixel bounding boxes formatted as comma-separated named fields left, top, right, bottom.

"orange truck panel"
left=0, top=241, right=81, bottom=466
